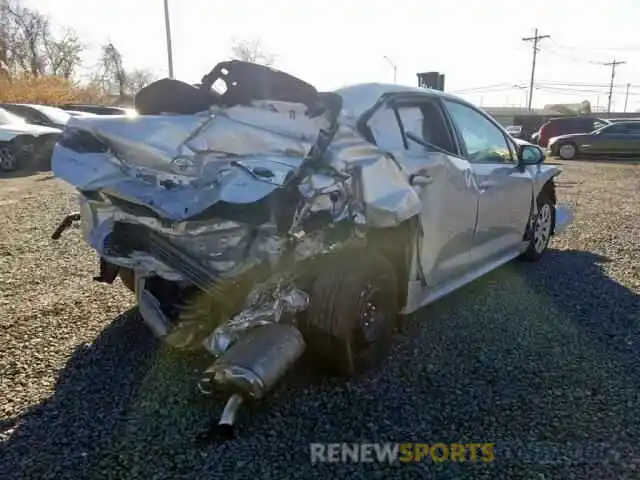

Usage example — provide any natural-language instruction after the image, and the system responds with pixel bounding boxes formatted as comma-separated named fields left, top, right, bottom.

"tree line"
left=0, top=0, right=275, bottom=105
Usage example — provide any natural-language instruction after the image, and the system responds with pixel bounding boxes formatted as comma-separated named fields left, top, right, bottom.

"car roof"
left=547, top=116, right=604, bottom=123
left=332, top=83, right=472, bottom=121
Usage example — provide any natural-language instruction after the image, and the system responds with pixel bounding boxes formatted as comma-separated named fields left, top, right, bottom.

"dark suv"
left=535, top=116, right=609, bottom=148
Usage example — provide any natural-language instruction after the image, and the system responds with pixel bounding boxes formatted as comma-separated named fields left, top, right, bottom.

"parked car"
left=505, top=125, right=523, bottom=138
left=57, top=104, right=137, bottom=116
left=50, top=60, right=573, bottom=435
left=549, top=120, right=640, bottom=159
left=0, top=107, right=61, bottom=172
left=535, top=116, right=609, bottom=148
left=0, top=103, right=71, bottom=129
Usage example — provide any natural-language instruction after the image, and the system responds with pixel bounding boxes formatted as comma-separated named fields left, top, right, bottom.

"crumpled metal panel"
left=77, top=194, right=288, bottom=280
left=325, top=124, right=422, bottom=228
left=202, top=286, right=310, bottom=357
left=52, top=101, right=324, bottom=221
left=53, top=88, right=424, bottom=326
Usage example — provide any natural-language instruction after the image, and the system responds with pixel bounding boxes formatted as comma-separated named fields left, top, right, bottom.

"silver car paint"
left=51, top=83, right=573, bottom=350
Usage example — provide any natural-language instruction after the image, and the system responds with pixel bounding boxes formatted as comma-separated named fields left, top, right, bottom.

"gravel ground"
left=1, top=160, right=639, bottom=479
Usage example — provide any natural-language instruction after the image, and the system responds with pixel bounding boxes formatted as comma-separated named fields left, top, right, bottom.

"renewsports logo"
left=310, top=443, right=495, bottom=464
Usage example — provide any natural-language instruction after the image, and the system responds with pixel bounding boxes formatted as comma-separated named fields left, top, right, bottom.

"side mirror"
left=518, top=144, right=544, bottom=169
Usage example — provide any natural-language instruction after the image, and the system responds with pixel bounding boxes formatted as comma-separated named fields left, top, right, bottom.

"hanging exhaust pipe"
left=216, top=393, right=244, bottom=439
left=197, top=323, right=306, bottom=442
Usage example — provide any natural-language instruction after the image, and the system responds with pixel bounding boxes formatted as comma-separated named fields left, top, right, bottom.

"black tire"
left=557, top=142, right=578, bottom=160
left=522, top=191, right=555, bottom=262
left=300, top=249, right=399, bottom=377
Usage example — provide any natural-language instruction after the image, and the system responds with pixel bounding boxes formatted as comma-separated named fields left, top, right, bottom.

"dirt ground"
left=0, top=160, right=639, bottom=479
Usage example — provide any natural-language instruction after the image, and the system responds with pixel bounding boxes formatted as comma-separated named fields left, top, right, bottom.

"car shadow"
left=0, top=167, right=51, bottom=180
left=516, top=249, right=640, bottom=352
left=1, top=249, right=637, bottom=478
left=0, top=308, right=159, bottom=480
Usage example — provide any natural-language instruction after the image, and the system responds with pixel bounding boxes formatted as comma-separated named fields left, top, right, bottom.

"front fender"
left=529, top=163, right=561, bottom=199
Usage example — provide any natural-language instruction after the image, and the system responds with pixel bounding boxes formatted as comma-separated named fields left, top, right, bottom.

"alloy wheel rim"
left=534, top=204, right=552, bottom=253
left=559, top=144, right=575, bottom=158
left=0, top=147, right=17, bottom=171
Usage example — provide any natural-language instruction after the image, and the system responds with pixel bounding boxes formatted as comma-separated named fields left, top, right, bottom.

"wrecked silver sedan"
left=51, top=61, right=573, bottom=437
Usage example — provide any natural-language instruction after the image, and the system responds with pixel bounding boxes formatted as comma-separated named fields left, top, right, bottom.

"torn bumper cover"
left=51, top=60, right=421, bottom=357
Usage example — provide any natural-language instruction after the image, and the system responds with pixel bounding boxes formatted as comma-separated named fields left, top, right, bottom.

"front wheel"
left=0, top=143, right=18, bottom=171
left=300, top=249, right=399, bottom=378
left=522, top=192, right=555, bottom=262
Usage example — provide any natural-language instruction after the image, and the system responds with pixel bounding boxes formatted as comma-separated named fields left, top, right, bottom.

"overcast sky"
left=26, top=0, right=640, bottom=112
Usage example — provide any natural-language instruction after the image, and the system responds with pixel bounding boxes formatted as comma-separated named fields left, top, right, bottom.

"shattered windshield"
left=0, top=107, right=27, bottom=125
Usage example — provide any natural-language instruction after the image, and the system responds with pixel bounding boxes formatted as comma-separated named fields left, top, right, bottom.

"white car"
left=0, top=107, right=62, bottom=171
left=50, top=61, right=574, bottom=435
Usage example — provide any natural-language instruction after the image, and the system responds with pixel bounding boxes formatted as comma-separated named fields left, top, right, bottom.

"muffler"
left=198, top=323, right=305, bottom=441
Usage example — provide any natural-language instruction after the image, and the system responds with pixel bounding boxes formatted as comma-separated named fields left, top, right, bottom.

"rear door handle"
left=410, top=173, right=433, bottom=186
left=478, top=180, right=498, bottom=190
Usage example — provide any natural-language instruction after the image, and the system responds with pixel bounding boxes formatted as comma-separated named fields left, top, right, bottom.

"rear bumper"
left=554, top=204, right=574, bottom=234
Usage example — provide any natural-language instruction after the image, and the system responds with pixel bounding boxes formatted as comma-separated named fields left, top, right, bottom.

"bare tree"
left=94, top=42, right=127, bottom=98
left=0, top=0, right=84, bottom=79
left=125, top=68, right=158, bottom=96
left=43, top=28, right=84, bottom=80
left=229, top=38, right=275, bottom=66
left=1, top=0, right=49, bottom=76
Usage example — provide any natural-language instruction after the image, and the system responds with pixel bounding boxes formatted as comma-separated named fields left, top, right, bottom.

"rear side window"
left=606, top=123, right=640, bottom=134
left=366, top=97, right=457, bottom=155
left=366, top=104, right=405, bottom=151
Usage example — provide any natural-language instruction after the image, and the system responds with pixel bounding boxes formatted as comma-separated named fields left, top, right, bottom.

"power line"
left=522, top=28, right=550, bottom=110
left=550, top=40, right=640, bottom=52
left=543, top=44, right=605, bottom=66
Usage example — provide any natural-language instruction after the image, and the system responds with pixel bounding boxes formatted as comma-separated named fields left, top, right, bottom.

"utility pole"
left=624, top=82, right=631, bottom=112
left=604, top=59, right=626, bottom=113
left=163, top=0, right=174, bottom=78
left=522, top=28, right=550, bottom=111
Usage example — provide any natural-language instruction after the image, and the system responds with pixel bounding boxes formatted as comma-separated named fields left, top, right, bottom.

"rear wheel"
left=300, top=249, right=399, bottom=377
left=558, top=142, right=577, bottom=160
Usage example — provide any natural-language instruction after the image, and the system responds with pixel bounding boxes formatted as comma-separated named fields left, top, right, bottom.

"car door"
left=442, top=99, right=533, bottom=266
left=365, top=95, right=478, bottom=288
left=589, top=123, right=629, bottom=155
left=622, top=123, right=640, bottom=154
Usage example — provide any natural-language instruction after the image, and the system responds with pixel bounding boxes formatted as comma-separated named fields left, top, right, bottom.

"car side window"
left=443, top=100, right=513, bottom=164
left=394, top=100, right=457, bottom=155
left=602, top=124, right=625, bottom=134
left=7, top=106, right=41, bottom=124
left=625, top=123, right=640, bottom=134
left=396, top=106, right=425, bottom=152
left=612, top=123, right=640, bottom=134
left=366, top=104, right=405, bottom=151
